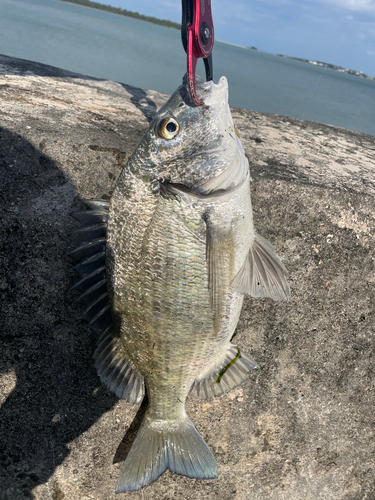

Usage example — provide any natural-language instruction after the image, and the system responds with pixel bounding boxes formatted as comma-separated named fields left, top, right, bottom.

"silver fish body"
left=72, top=76, right=290, bottom=492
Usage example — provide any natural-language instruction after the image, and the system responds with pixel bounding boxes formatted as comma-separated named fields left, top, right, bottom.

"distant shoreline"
left=276, top=53, right=375, bottom=82
left=57, top=0, right=181, bottom=30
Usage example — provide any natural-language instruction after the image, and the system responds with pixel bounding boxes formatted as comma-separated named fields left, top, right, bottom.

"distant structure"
left=276, top=53, right=375, bottom=81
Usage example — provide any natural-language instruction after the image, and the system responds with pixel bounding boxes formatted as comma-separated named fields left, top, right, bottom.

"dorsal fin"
left=70, top=199, right=145, bottom=403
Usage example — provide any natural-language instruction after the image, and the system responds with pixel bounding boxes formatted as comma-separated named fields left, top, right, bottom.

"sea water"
left=1, top=0, right=374, bottom=135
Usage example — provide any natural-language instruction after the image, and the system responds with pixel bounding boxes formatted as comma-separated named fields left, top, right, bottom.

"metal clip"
left=181, top=0, right=214, bottom=105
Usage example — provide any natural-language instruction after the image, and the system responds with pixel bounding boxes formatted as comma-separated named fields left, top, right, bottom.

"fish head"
left=133, top=75, right=249, bottom=196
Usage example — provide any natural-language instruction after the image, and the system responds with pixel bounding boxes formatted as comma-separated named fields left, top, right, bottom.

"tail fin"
left=116, top=413, right=218, bottom=492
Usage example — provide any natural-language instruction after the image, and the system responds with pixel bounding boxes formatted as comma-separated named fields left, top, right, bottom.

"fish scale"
left=111, top=196, right=212, bottom=377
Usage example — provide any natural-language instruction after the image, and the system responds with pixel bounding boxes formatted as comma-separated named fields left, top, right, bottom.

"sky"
left=97, top=0, right=375, bottom=77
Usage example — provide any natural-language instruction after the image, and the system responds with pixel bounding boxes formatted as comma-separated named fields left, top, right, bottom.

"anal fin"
left=189, top=343, right=258, bottom=399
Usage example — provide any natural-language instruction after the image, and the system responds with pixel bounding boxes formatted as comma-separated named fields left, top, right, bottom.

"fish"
left=70, top=74, right=290, bottom=493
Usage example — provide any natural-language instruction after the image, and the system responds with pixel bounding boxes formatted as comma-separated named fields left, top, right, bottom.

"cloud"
left=367, top=49, right=375, bottom=53
left=321, top=0, right=375, bottom=13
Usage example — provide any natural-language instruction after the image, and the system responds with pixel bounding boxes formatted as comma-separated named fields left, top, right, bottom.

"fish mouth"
left=191, top=75, right=229, bottom=106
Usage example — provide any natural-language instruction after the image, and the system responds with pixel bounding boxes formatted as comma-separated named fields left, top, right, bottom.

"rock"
left=0, top=54, right=374, bottom=500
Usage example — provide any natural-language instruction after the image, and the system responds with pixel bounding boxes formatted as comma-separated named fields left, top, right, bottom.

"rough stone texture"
left=0, top=54, right=374, bottom=500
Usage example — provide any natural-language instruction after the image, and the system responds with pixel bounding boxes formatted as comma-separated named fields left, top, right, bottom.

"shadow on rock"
left=113, top=396, right=148, bottom=464
left=0, top=126, right=117, bottom=499
left=121, top=85, right=158, bottom=123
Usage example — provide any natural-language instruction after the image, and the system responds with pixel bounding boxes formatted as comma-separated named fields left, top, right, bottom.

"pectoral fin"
left=205, top=218, right=235, bottom=335
left=232, top=234, right=290, bottom=301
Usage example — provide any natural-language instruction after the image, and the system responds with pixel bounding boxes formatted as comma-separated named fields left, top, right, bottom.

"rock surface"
left=0, top=54, right=374, bottom=500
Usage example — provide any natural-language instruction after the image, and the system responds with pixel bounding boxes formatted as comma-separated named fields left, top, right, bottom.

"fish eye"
left=158, top=117, right=179, bottom=140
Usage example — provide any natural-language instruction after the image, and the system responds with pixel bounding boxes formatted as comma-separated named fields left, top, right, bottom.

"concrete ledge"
left=0, top=54, right=374, bottom=500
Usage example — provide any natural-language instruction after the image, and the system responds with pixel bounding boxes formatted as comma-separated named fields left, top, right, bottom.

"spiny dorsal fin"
left=84, top=199, right=110, bottom=211
left=72, top=210, right=108, bottom=225
left=69, top=237, right=106, bottom=260
left=72, top=223, right=107, bottom=243
left=74, top=251, right=106, bottom=277
left=73, top=265, right=106, bottom=291
left=71, top=199, right=144, bottom=403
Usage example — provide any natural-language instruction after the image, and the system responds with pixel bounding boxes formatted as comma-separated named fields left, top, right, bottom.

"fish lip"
left=182, top=74, right=229, bottom=106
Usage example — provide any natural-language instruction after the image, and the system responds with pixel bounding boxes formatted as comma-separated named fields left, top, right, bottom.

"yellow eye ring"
left=158, top=117, right=179, bottom=140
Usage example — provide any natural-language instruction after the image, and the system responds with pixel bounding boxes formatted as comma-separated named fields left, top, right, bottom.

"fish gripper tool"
left=181, top=0, right=215, bottom=106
